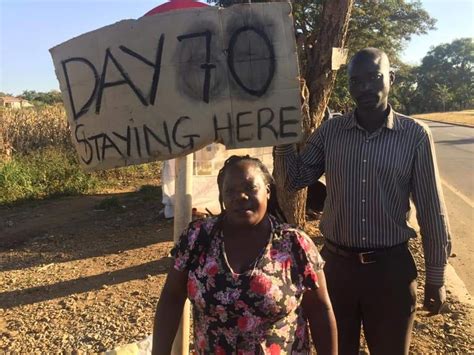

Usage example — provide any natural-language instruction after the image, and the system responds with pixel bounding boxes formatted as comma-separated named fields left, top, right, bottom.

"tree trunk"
left=306, top=0, right=354, bottom=126
left=274, top=0, right=354, bottom=227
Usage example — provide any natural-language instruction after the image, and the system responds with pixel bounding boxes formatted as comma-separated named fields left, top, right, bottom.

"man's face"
left=348, top=54, right=392, bottom=111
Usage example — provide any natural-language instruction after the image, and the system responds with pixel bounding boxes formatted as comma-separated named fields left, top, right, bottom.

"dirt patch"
left=1, top=185, right=473, bottom=353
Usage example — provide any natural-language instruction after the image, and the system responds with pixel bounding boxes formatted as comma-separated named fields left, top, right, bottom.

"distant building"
left=0, top=96, right=34, bottom=109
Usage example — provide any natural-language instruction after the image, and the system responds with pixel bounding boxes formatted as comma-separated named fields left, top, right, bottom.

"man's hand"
left=423, top=283, right=447, bottom=314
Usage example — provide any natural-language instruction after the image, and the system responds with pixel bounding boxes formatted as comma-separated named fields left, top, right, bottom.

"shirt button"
left=363, top=159, right=367, bottom=163
left=365, top=140, right=369, bottom=143
left=362, top=199, right=366, bottom=203
left=362, top=218, right=366, bottom=222
left=362, top=179, right=366, bottom=183
left=362, top=237, right=366, bottom=241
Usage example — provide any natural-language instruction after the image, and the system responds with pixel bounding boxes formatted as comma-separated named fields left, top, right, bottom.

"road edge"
left=415, top=117, right=474, bottom=129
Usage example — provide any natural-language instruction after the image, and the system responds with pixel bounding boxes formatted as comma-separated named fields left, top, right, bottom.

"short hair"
left=348, top=47, right=390, bottom=71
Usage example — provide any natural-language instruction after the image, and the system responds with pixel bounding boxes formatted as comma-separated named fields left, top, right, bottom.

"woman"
left=153, top=155, right=337, bottom=354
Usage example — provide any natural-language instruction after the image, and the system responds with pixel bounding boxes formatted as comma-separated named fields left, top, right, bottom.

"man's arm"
left=273, top=125, right=326, bottom=192
left=411, top=125, right=452, bottom=314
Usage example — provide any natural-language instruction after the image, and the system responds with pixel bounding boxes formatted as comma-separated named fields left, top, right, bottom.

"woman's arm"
left=152, top=267, right=188, bottom=355
left=302, top=270, right=337, bottom=355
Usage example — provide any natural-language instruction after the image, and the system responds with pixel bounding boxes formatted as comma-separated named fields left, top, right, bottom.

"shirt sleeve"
left=290, top=229, right=325, bottom=292
left=411, top=125, right=452, bottom=286
left=170, top=219, right=209, bottom=272
left=273, top=124, right=326, bottom=192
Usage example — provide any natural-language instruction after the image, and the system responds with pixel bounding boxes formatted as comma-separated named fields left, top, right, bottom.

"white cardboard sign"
left=50, top=3, right=301, bottom=171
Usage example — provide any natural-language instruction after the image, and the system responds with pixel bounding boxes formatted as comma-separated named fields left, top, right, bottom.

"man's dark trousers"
left=321, top=243, right=417, bottom=355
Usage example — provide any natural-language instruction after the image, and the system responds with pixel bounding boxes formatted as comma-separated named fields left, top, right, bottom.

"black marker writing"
left=62, top=58, right=99, bottom=120
left=227, top=26, right=275, bottom=97
left=95, top=48, right=148, bottom=114
left=177, top=31, right=215, bottom=103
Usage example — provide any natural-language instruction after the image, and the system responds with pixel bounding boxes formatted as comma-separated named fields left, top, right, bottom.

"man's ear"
left=266, top=184, right=271, bottom=199
left=389, top=70, right=395, bottom=85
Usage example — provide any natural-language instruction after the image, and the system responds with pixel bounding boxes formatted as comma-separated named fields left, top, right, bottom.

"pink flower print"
left=285, top=296, right=298, bottom=312
left=174, top=258, right=185, bottom=270
left=283, top=259, right=291, bottom=269
left=237, top=351, right=254, bottom=355
left=205, top=259, right=219, bottom=277
left=237, top=314, right=260, bottom=332
left=235, top=300, right=248, bottom=310
left=199, top=252, right=206, bottom=265
left=297, top=233, right=310, bottom=252
left=214, top=289, right=241, bottom=305
left=304, top=264, right=318, bottom=283
left=197, top=334, right=207, bottom=350
left=295, top=322, right=306, bottom=339
left=267, top=343, right=281, bottom=355
left=250, top=274, right=272, bottom=295
left=215, top=345, right=226, bottom=355
left=271, top=250, right=292, bottom=270
left=187, top=277, right=198, bottom=299
left=215, top=305, right=228, bottom=322
left=188, top=229, right=199, bottom=245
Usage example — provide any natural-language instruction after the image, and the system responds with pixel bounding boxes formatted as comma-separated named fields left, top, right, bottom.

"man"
left=274, top=48, right=451, bottom=354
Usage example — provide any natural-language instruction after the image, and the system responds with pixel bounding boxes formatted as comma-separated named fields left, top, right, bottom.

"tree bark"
left=306, top=0, right=353, bottom=127
left=274, top=0, right=354, bottom=227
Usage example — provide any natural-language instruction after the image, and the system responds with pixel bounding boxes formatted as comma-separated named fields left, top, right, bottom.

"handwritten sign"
left=50, top=3, right=301, bottom=171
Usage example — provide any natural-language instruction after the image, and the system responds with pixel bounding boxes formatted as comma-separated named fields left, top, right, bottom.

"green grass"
left=0, top=148, right=99, bottom=205
left=0, top=148, right=163, bottom=205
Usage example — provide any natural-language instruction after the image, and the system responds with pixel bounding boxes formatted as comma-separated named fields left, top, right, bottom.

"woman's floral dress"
left=171, top=214, right=325, bottom=354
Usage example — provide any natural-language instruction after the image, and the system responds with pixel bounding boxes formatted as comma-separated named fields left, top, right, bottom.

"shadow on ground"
left=0, top=185, right=170, bottom=272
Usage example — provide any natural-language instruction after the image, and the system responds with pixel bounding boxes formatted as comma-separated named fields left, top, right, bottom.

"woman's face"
left=221, top=161, right=270, bottom=227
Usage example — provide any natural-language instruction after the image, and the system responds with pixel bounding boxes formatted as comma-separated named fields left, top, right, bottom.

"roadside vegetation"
left=1, top=2, right=472, bottom=206
left=413, top=110, right=474, bottom=127
left=0, top=106, right=162, bottom=205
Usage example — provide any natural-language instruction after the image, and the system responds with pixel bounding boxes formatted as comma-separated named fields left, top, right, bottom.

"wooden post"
left=171, top=154, right=193, bottom=355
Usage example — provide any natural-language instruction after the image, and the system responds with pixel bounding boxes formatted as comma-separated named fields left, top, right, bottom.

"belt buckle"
left=359, top=251, right=376, bottom=264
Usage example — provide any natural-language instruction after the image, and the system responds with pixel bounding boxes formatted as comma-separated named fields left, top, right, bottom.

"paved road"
left=422, top=120, right=474, bottom=296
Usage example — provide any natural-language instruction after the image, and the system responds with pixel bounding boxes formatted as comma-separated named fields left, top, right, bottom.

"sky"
left=0, top=0, right=473, bottom=96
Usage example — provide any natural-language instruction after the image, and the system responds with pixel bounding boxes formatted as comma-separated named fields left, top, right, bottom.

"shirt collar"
left=341, top=105, right=405, bottom=131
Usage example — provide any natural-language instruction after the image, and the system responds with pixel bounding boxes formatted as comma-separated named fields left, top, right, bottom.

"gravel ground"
left=0, top=188, right=473, bottom=353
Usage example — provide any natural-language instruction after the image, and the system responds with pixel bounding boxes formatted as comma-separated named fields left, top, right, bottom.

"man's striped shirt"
left=274, top=108, right=451, bottom=285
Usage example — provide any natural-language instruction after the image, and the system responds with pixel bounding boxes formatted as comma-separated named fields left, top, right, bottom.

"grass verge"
left=0, top=148, right=162, bottom=205
left=412, top=110, right=474, bottom=127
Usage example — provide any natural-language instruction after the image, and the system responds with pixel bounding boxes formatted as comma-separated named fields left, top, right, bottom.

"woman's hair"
left=216, top=155, right=287, bottom=223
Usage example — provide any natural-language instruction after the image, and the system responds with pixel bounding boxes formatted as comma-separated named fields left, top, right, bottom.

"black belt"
left=324, top=240, right=408, bottom=264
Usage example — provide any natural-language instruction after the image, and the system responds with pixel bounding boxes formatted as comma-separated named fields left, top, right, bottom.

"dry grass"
left=0, top=105, right=163, bottom=205
left=0, top=105, right=71, bottom=157
left=412, top=110, right=474, bottom=127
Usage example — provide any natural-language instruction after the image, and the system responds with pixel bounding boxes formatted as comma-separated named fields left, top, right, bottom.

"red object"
left=144, top=0, right=208, bottom=16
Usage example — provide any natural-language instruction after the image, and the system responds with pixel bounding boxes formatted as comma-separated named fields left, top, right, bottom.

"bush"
left=0, top=104, right=164, bottom=205
left=0, top=148, right=99, bottom=205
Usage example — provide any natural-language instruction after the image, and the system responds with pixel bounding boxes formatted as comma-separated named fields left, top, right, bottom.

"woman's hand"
left=302, top=271, right=338, bottom=355
left=152, top=267, right=188, bottom=355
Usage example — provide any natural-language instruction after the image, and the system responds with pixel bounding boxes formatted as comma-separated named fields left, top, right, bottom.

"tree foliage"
left=19, top=90, right=63, bottom=106
left=390, top=62, right=418, bottom=115
left=413, top=38, right=474, bottom=112
left=346, top=0, right=435, bottom=60
left=329, top=0, right=435, bottom=112
left=209, top=0, right=437, bottom=113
